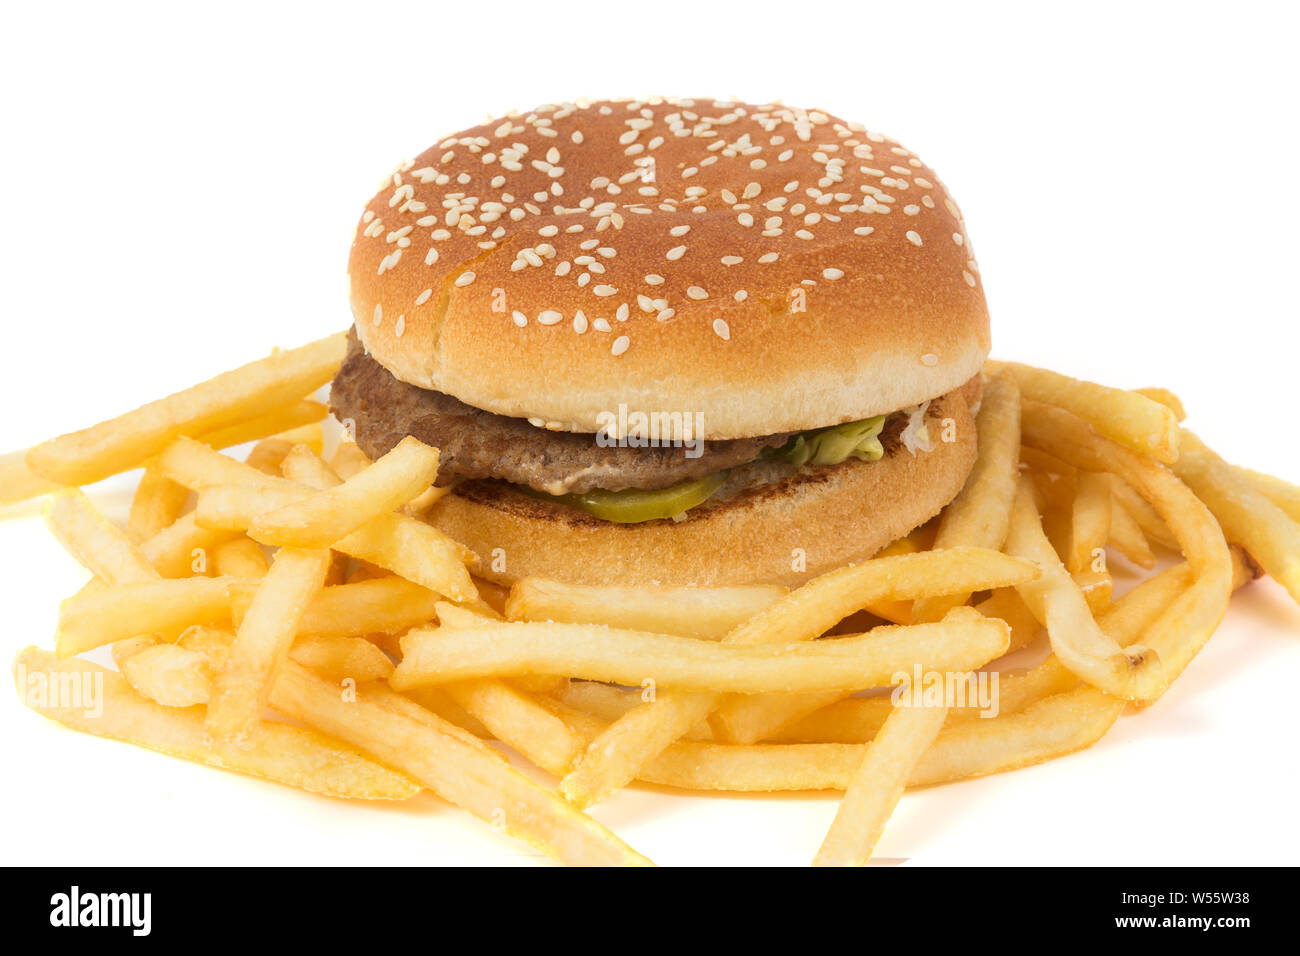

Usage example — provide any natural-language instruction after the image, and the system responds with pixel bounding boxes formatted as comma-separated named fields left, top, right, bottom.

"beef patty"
left=330, top=329, right=793, bottom=495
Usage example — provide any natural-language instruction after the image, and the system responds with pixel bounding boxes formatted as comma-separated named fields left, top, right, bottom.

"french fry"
left=986, top=360, right=1179, bottom=463
left=1067, top=471, right=1112, bottom=573
left=1133, top=386, right=1186, bottom=421
left=288, top=635, right=394, bottom=682
left=385, top=685, right=494, bottom=740
left=973, top=588, right=1042, bottom=652
left=197, top=400, right=328, bottom=453
left=334, top=514, right=477, bottom=602
left=395, top=616, right=1009, bottom=695
left=813, top=700, right=949, bottom=866
left=404, top=484, right=453, bottom=515
left=291, top=577, right=440, bottom=638
left=709, top=549, right=1038, bottom=747
left=505, top=578, right=787, bottom=639
left=45, top=488, right=158, bottom=585
left=772, top=655, right=1079, bottom=743
left=725, top=548, right=1035, bottom=648
left=181, top=434, right=475, bottom=602
left=195, top=480, right=477, bottom=602
left=127, top=464, right=190, bottom=543
left=212, top=537, right=270, bottom=578
left=139, top=512, right=238, bottom=578
left=42, top=490, right=176, bottom=664
left=196, top=484, right=309, bottom=531
left=330, top=441, right=372, bottom=480
left=441, top=679, right=585, bottom=776
left=26, top=333, right=345, bottom=486
left=177, top=624, right=236, bottom=667
left=1022, top=402, right=1233, bottom=690
left=1108, top=475, right=1178, bottom=551
left=1072, top=568, right=1113, bottom=614
left=913, top=371, right=1021, bottom=623
left=269, top=660, right=653, bottom=866
left=0, top=448, right=61, bottom=507
left=245, top=438, right=297, bottom=476
left=158, top=436, right=296, bottom=492
left=14, top=647, right=419, bottom=800
left=205, top=548, right=331, bottom=741
left=472, top=575, right=511, bottom=615
left=549, top=686, right=1124, bottom=794
left=273, top=421, right=325, bottom=455
left=435, top=600, right=503, bottom=626
left=357, top=682, right=502, bottom=756
left=276, top=445, right=479, bottom=602
left=1231, top=464, right=1300, bottom=524
left=554, top=681, right=714, bottom=740
left=1005, top=475, right=1164, bottom=700
left=280, top=442, right=342, bottom=487
left=1173, top=431, right=1300, bottom=606
left=1107, top=488, right=1156, bottom=569
left=56, top=576, right=235, bottom=657
left=120, top=644, right=214, bottom=707
left=250, top=436, right=440, bottom=548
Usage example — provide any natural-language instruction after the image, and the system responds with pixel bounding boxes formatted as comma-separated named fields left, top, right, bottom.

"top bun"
left=347, top=97, right=989, bottom=439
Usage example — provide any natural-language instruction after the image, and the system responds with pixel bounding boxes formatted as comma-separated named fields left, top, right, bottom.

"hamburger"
left=331, top=98, right=989, bottom=588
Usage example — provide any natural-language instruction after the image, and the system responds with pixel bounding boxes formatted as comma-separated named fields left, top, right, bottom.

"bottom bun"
left=426, top=387, right=977, bottom=588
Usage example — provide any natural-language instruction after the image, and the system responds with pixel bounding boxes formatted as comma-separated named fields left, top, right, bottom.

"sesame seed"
left=670, top=225, right=690, bottom=237
left=758, top=252, right=779, bottom=263
left=644, top=274, right=664, bottom=285
left=734, top=290, right=748, bottom=301
left=666, top=245, right=687, bottom=260
left=713, top=319, right=731, bottom=340
left=594, top=284, right=617, bottom=297
left=963, top=270, right=976, bottom=287
left=511, top=310, right=527, bottom=327
left=904, top=204, right=920, bottom=216
left=721, top=256, right=743, bottom=266
left=415, top=289, right=433, bottom=306
left=921, top=353, right=939, bottom=366
left=538, top=310, right=562, bottom=325
left=593, top=317, right=612, bottom=332
left=611, top=335, right=630, bottom=356
left=395, top=316, right=406, bottom=337
left=616, top=303, right=630, bottom=321
left=372, top=304, right=383, bottom=326
left=454, top=271, right=476, bottom=287
left=823, top=268, right=844, bottom=280
left=573, top=310, right=589, bottom=333
left=906, top=230, right=923, bottom=246
left=687, top=286, right=708, bottom=300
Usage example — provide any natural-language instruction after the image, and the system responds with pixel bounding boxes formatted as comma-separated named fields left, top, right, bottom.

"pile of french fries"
left=5, top=333, right=1300, bottom=866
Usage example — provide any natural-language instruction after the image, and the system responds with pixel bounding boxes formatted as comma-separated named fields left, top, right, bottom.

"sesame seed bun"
left=347, top=97, right=990, bottom=439
left=425, top=386, right=977, bottom=587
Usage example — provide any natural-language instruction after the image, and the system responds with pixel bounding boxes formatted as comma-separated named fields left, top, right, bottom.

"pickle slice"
left=557, top=472, right=726, bottom=523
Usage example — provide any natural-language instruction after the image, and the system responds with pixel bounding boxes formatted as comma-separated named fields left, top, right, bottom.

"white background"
left=2, top=1, right=1298, bottom=866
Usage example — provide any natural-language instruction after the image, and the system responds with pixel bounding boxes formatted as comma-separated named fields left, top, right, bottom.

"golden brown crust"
left=424, top=388, right=977, bottom=586
left=347, top=97, right=990, bottom=438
